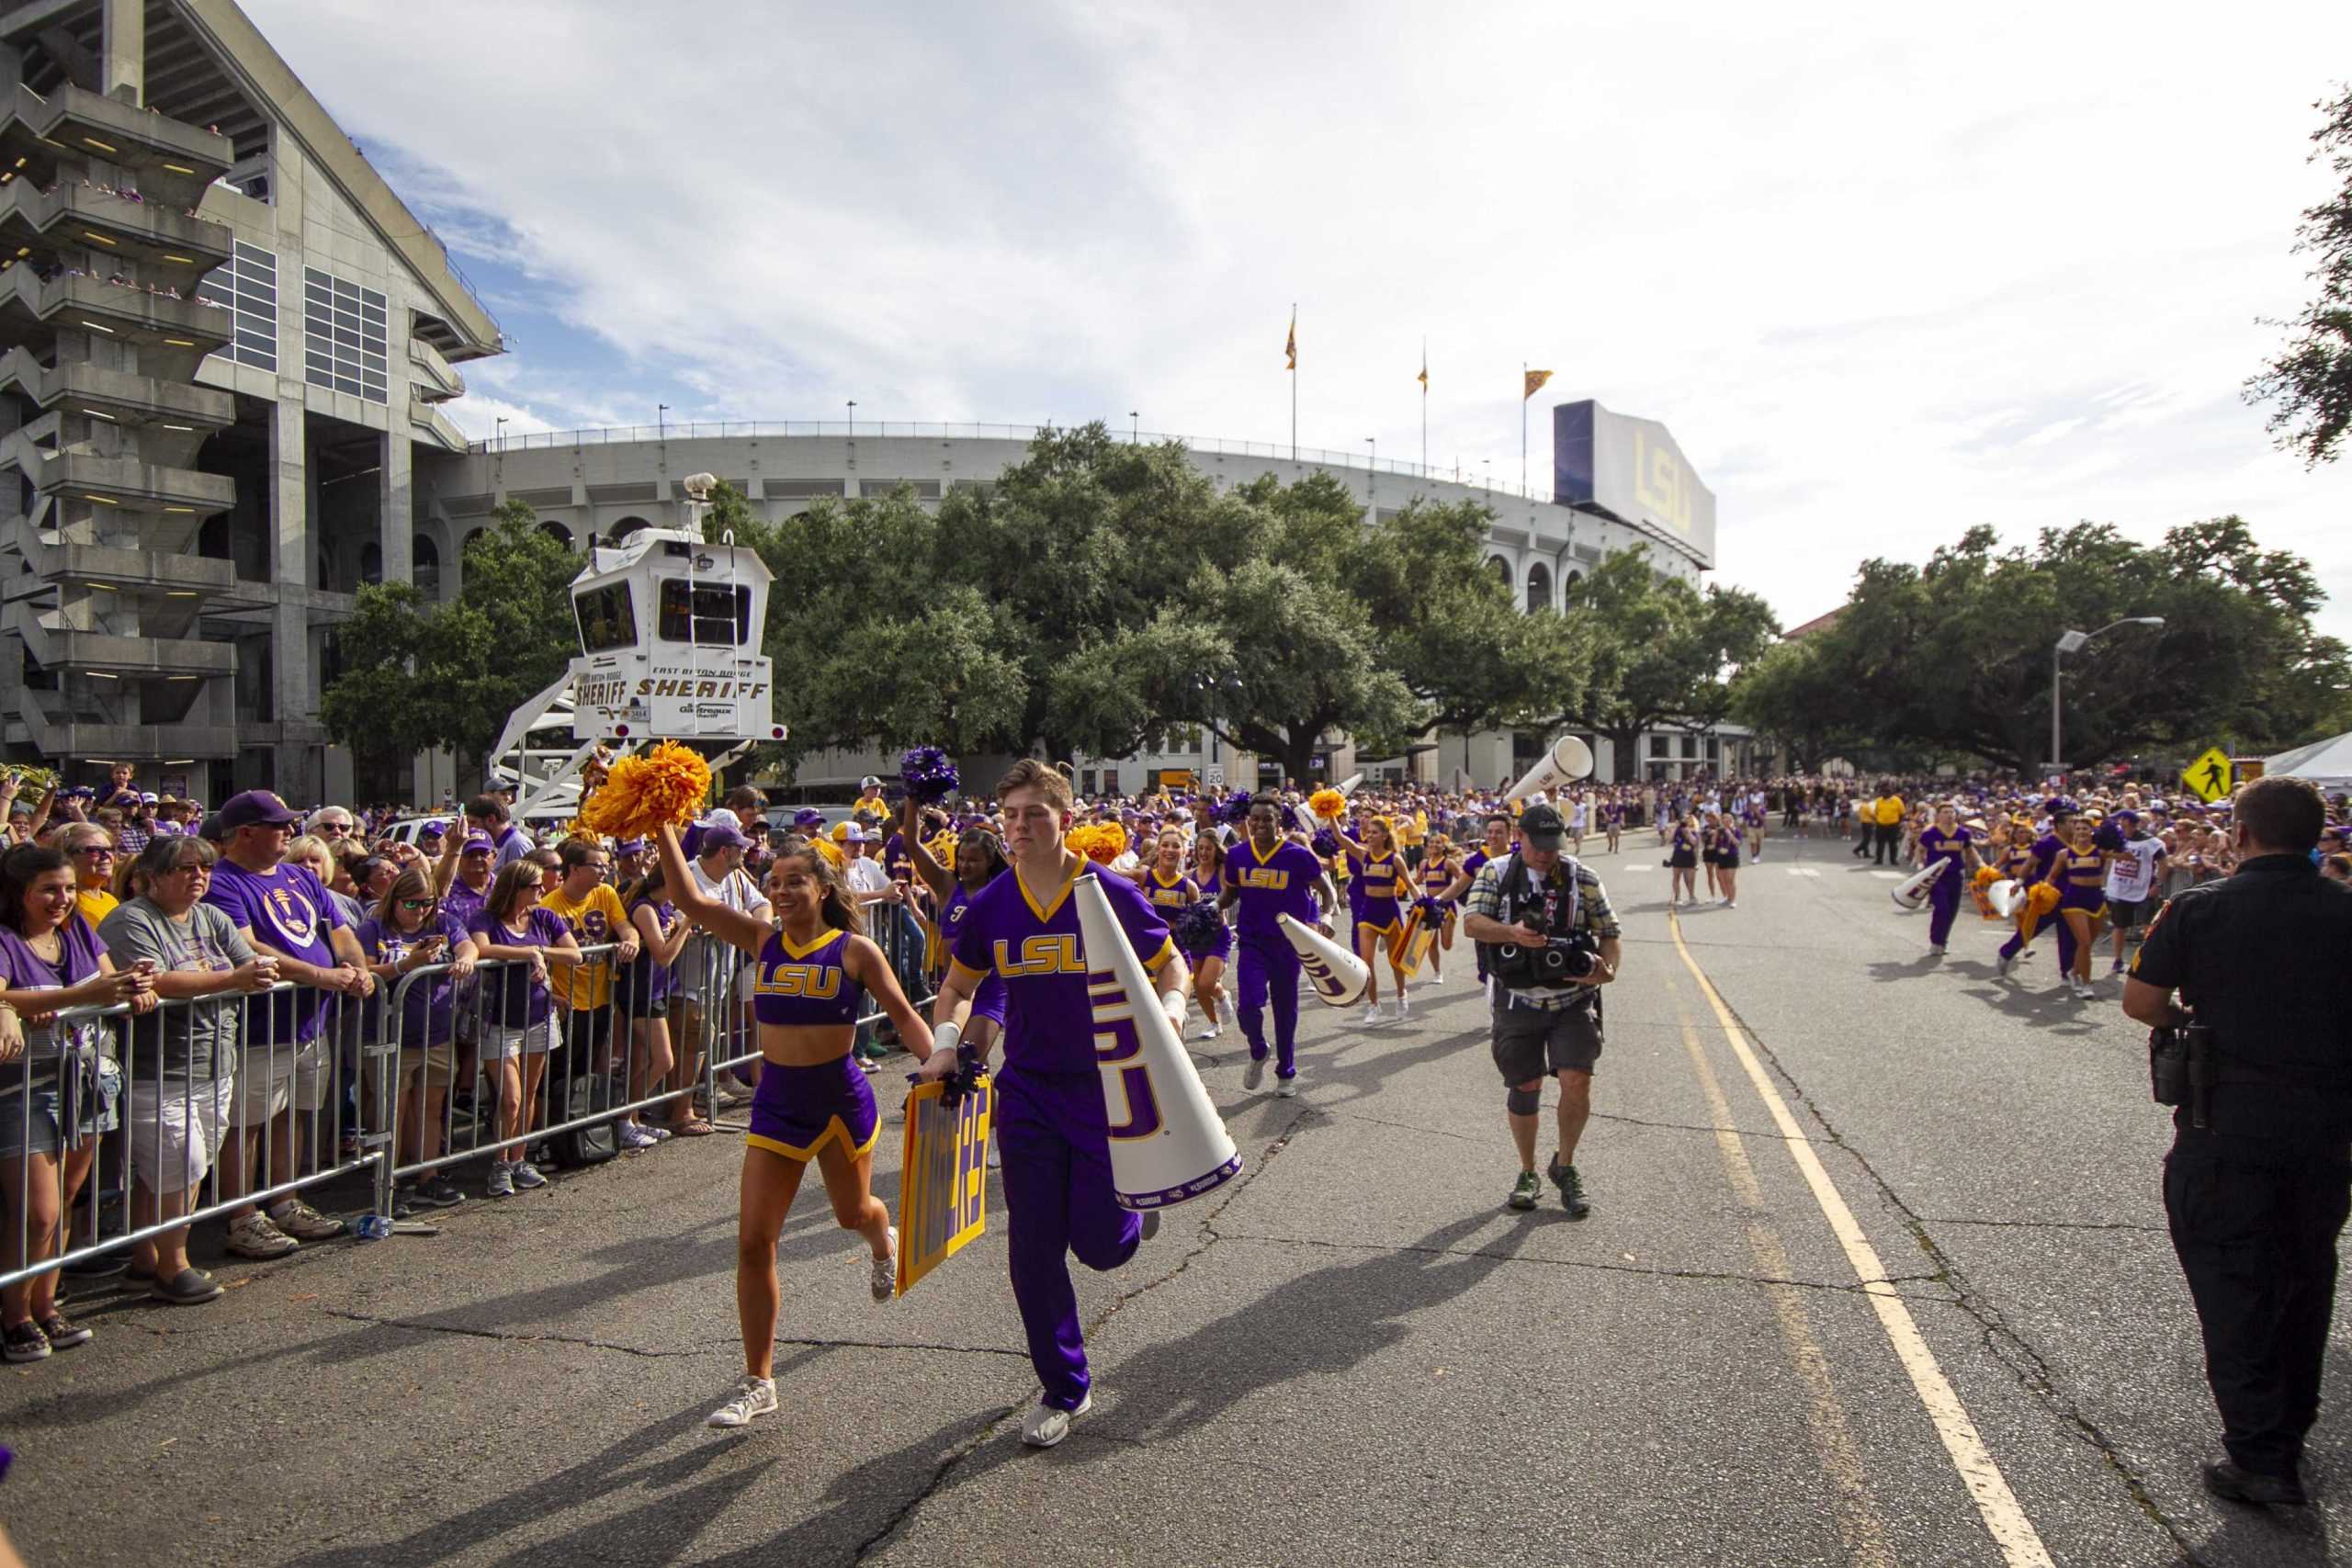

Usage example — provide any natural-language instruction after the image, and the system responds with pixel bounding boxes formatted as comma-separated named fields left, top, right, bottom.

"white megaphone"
left=1074, top=875, right=1242, bottom=1211
left=1336, top=772, right=1364, bottom=798
left=1987, top=878, right=2023, bottom=919
left=1891, top=858, right=1950, bottom=911
left=1277, top=912, right=1371, bottom=1008
left=1506, top=734, right=1596, bottom=804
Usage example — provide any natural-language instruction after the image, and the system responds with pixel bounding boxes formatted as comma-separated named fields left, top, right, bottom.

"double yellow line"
left=1668, top=910, right=2055, bottom=1568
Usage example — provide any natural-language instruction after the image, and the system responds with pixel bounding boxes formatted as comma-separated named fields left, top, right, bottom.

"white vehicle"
left=484, top=475, right=782, bottom=820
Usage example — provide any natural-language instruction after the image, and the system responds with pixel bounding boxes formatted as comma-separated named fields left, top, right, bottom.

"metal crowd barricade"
left=0, top=980, right=384, bottom=1293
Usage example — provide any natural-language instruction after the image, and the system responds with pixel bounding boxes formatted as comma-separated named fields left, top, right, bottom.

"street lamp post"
left=846, top=400, right=856, bottom=438
left=1130, top=410, right=1139, bottom=444
left=2050, top=616, right=2165, bottom=775
left=1364, top=436, right=1376, bottom=502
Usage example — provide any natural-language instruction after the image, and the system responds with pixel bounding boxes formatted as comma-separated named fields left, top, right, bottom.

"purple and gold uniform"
left=1142, top=867, right=1199, bottom=911
left=938, top=882, right=1008, bottom=1026
left=947, top=867, right=1174, bottom=1414
left=1344, top=846, right=1406, bottom=939
left=2000, top=828, right=2077, bottom=964
left=745, top=927, right=880, bottom=1161
left=1917, top=824, right=1973, bottom=947
left=1227, top=836, right=1327, bottom=1080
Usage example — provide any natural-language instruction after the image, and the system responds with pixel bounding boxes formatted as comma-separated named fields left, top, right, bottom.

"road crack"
left=319, top=1308, right=1031, bottom=1363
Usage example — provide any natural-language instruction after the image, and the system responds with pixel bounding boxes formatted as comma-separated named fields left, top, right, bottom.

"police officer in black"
left=2123, top=774, right=2352, bottom=1507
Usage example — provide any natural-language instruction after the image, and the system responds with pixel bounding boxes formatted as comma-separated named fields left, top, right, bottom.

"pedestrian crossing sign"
left=2180, top=747, right=2233, bottom=803
left=896, top=1077, right=992, bottom=1297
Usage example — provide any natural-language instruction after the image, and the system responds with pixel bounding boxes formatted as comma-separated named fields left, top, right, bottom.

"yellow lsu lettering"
left=1632, top=428, right=1693, bottom=534
left=755, top=964, right=841, bottom=998
left=994, top=933, right=1085, bottom=977
left=1233, top=869, right=1290, bottom=890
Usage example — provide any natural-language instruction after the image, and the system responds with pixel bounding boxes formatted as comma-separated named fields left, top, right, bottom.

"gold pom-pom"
left=1307, top=788, right=1346, bottom=821
left=1066, top=821, right=1128, bottom=863
left=580, top=741, right=713, bottom=841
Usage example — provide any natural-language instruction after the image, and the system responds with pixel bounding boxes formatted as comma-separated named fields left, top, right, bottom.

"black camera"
left=1492, top=932, right=1600, bottom=987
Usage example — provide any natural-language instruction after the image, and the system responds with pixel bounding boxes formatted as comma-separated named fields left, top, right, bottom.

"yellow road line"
left=1674, top=1001, right=1896, bottom=1568
left=1668, top=911, right=2057, bottom=1568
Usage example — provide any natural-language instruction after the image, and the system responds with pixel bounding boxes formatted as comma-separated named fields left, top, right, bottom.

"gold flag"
left=1418, top=355, right=1428, bottom=389
left=1523, top=368, right=1554, bottom=400
left=1284, top=310, right=1297, bottom=372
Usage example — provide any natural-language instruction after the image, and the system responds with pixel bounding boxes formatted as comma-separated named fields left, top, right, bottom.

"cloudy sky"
left=250, top=1, right=2352, bottom=637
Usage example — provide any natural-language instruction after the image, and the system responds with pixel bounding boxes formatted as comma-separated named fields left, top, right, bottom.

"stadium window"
left=198, top=241, right=278, bottom=372
left=301, top=263, right=389, bottom=403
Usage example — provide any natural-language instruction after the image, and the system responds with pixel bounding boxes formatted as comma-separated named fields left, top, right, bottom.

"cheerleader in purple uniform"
left=2036, top=816, right=2110, bottom=1000
left=1417, top=833, right=1464, bottom=982
left=1667, top=815, right=1701, bottom=908
left=1601, top=795, right=1623, bottom=855
left=1329, top=815, right=1412, bottom=1023
left=1183, top=831, right=1235, bottom=1039
left=1711, top=817, right=1744, bottom=908
left=1912, top=803, right=1981, bottom=955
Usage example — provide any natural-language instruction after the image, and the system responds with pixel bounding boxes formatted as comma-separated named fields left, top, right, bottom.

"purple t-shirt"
left=1223, top=838, right=1327, bottom=942
left=950, top=865, right=1171, bottom=1075
left=0, top=915, right=105, bottom=1061
left=205, top=858, right=345, bottom=1044
left=357, top=910, right=469, bottom=1047
left=441, top=873, right=492, bottom=935
left=466, top=905, right=569, bottom=1028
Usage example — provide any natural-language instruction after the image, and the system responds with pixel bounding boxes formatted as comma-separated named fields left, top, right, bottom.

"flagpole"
left=1521, top=362, right=1528, bottom=492
left=1419, top=335, right=1427, bottom=473
left=1290, top=302, right=1298, bottom=462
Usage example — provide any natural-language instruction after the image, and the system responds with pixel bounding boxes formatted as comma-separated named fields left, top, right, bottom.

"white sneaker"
left=871, top=1228, right=897, bottom=1303
left=1243, top=1055, right=1266, bottom=1091
left=985, top=1138, right=1001, bottom=1170
left=224, top=1211, right=299, bottom=1259
left=486, top=1161, right=515, bottom=1198
left=618, top=1122, right=661, bottom=1150
left=1394, top=996, right=1410, bottom=1021
left=706, top=1374, right=779, bottom=1428
left=1362, top=1001, right=1385, bottom=1026
left=267, top=1197, right=345, bottom=1241
left=1724, top=900, right=1737, bottom=909
left=1996, top=953, right=2015, bottom=979
left=1929, top=944, right=1947, bottom=956
left=1277, top=1074, right=1300, bottom=1099
left=1022, top=1392, right=1092, bottom=1449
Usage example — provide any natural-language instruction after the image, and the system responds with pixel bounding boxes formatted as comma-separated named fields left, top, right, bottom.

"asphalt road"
left=3, top=830, right=2342, bottom=1567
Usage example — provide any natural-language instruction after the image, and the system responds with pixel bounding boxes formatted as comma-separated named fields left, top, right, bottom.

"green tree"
left=320, top=500, right=580, bottom=782
left=2248, top=85, right=2352, bottom=466
left=1554, top=548, right=1780, bottom=781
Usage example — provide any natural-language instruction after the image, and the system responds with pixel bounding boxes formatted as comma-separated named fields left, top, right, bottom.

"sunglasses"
left=399, top=897, right=437, bottom=912
left=317, top=822, right=352, bottom=835
left=70, top=845, right=115, bottom=858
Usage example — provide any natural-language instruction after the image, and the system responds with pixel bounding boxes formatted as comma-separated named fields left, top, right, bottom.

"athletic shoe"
left=36, top=1312, right=89, bottom=1349
left=1548, top=1157, right=1592, bottom=1221
left=1724, top=900, right=1737, bottom=909
left=618, top=1122, right=662, bottom=1151
left=1361, top=1000, right=1385, bottom=1026
left=871, top=1227, right=898, bottom=1303
left=1506, top=1170, right=1542, bottom=1212
left=1276, top=1073, right=1299, bottom=1099
left=2109, top=959, right=2126, bottom=976
left=486, top=1161, right=515, bottom=1198
left=224, top=1211, right=300, bottom=1258
left=512, top=1160, right=548, bottom=1190
left=1996, top=953, right=2016, bottom=979
left=985, top=1138, right=1001, bottom=1170
left=1243, top=1055, right=1266, bottom=1091
left=3, top=1320, right=49, bottom=1363
left=706, top=1374, right=779, bottom=1428
left=412, top=1173, right=465, bottom=1209
left=267, top=1197, right=345, bottom=1241
left=1394, top=996, right=1410, bottom=1021
left=147, top=1267, right=222, bottom=1305
left=1022, top=1392, right=1092, bottom=1449
left=1929, top=944, right=1947, bottom=956
left=1140, top=1211, right=1161, bottom=1242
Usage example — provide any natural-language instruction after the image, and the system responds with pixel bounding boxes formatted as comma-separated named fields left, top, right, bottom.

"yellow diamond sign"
left=2180, top=747, right=2233, bottom=803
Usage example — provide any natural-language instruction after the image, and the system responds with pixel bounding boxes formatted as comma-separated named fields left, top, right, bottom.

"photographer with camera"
left=1460, top=802, right=1622, bottom=1219
left=2123, top=774, right=2352, bottom=1508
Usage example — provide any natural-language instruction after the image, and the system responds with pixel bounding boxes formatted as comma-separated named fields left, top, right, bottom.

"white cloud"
left=251, top=0, right=2352, bottom=637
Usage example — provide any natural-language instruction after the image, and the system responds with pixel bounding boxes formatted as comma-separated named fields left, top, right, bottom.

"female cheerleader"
left=1742, top=791, right=1767, bottom=863
left=1601, top=795, right=1623, bottom=855
left=1711, top=812, right=1744, bottom=908
left=655, top=826, right=939, bottom=1430
left=1913, top=802, right=1981, bottom=955
left=1667, top=814, right=1701, bottom=908
left=1129, top=829, right=1206, bottom=1027
left=2035, top=816, right=2109, bottom=1000
left=1416, top=832, right=1464, bottom=984
left=1329, top=814, right=1412, bottom=1023
left=1700, top=809, right=1724, bottom=902
left=1184, top=830, right=1234, bottom=1038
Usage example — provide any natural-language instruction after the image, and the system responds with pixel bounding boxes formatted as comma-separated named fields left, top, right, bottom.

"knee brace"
left=1506, top=1085, right=1543, bottom=1116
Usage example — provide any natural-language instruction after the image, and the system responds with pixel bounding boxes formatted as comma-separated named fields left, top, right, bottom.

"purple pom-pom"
left=1218, top=794, right=1254, bottom=827
left=899, top=746, right=960, bottom=805
left=1170, top=901, right=1226, bottom=957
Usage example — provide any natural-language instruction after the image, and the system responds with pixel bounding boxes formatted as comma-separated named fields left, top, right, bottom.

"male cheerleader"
left=1914, top=802, right=1981, bottom=956
left=925, top=759, right=1191, bottom=1449
left=1996, top=798, right=2075, bottom=978
left=1216, top=795, right=1340, bottom=1095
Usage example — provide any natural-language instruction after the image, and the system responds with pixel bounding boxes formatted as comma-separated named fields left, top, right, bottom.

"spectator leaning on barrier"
left=673, top=820, right=770, bottom=1117
left=201, top=791, right=374, bottom=1261
left=466, top=859, right=581, bottom=1198
left=97, top=837, right=276, bottom=1307
left=620, top=855, right=689, bottom=1146
left=539, top=838, right=640, bottom=1105
left=356, top=864, right=477, bottom=1212
left=0, top=843, right=153, bottom=1362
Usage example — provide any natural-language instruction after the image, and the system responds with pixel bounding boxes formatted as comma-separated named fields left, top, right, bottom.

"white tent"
left=2263, top=732, right=2352, bottom=792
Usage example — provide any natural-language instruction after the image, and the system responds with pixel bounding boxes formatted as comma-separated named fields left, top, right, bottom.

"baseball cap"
left=792, top=808, right=825, bottom=830
left=616, top=837, right=647, bottom=854
left=218, top=790, right=301, bottom=830
left=140, top=792, right=158, bottom=804
left=698, top=819, right=752, bottom=852
left=843, top=825, right=869, bottom=844
left=1517, top=802, right=1567, bottom=850
left=859, top=775, right=881, bottom=790
left=461, top=832, right=495, bottom=853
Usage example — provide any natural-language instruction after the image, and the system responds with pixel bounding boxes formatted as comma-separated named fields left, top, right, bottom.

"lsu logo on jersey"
left=994, top=933, right=1084, bottom=978
left=265, top=884, right=319, bottom=947
left=1232, top=867, right=1289, bottom=891
left=756, top=964, right=842, bottom=999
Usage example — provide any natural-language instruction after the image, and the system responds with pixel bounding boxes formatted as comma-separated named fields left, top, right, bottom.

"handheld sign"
left=895, top=1077, right=993, bottom=1297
